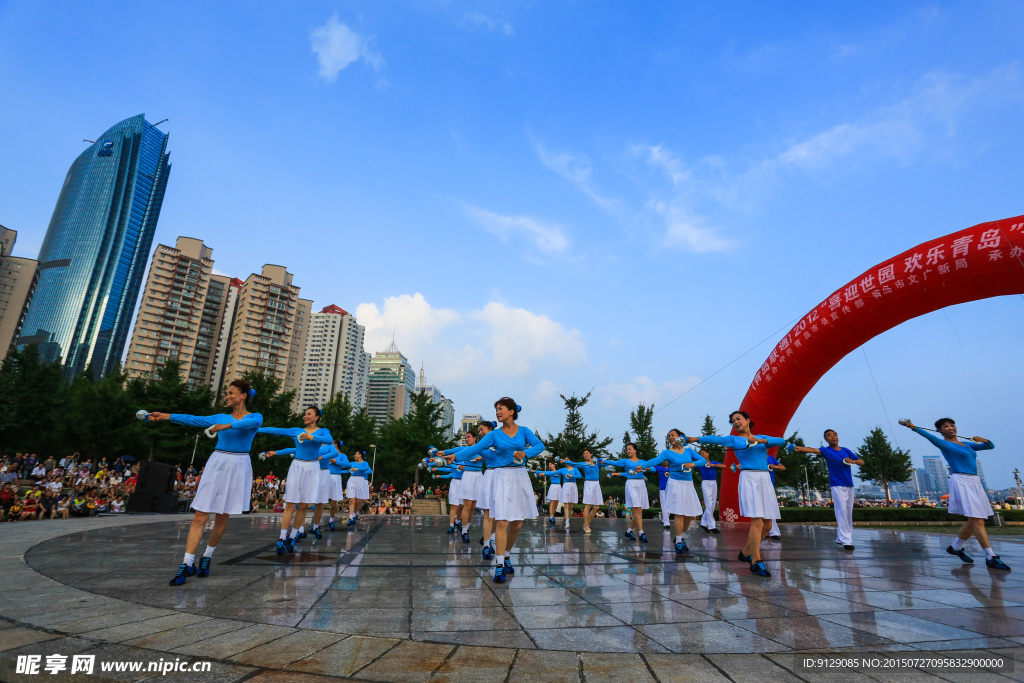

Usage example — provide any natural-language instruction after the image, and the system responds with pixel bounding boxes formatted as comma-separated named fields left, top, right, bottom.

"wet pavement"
left=1, top=513, right=1022, bottom=681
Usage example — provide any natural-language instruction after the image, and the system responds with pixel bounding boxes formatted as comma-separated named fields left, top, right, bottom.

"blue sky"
left=2, top=2, right=1022, bottom=487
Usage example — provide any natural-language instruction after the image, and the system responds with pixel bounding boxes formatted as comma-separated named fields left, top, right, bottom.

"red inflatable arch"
left=717, top=215, right=1024, bottom=523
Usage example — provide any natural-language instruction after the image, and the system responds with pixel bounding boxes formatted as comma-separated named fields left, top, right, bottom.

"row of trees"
left=1, top=345, right=915, bottom=499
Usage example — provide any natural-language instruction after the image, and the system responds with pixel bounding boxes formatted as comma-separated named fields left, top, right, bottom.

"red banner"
left=718, top=216, right=1024, bottom=524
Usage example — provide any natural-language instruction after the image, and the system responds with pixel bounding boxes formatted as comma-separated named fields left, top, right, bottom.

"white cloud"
left=353, top=294, right=586, bottom=384
left=461, top=12, right=514, bottom=36
left=462, top=204, right=570, bottom=257
left=535, top=142, right=621, bottom=215
left=310, top=15, right=385, bottom=82
left=596, top=375, right=700, bottom=408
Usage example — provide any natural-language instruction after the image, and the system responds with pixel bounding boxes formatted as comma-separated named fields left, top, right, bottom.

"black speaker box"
left=127, top=461, right=177, bottom=513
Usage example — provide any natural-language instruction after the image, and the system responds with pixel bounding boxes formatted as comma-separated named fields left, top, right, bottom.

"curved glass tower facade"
left=18, top=114, right=171, bottom=378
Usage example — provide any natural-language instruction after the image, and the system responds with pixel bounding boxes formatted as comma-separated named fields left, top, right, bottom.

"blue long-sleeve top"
left=560, top=460, right=604, bottom=482
left=345, top=461, right=372, bottom=479
left=257, top=427, right=333, bottom=461
left=169, top=413, right=263, bottom=453
left=433, top=465, right=464, bottom=480
left=912, top=427, right=993, bottom=475
left=697, top=461, right=723, bottom=481
left=698, top=435, right=785, bottom=471
left=603, top=459, right=649, bottom=480
left=451, top=426, right=545, bottom=468
left=654, top=466, right=670, bottom=489
left=326, top=446, right=351, bottom=475
left=316, top=443, right=334, bottom=470
left=643, top=448, right=707, bottom=482
left=536, top=467, right=576, bottom=483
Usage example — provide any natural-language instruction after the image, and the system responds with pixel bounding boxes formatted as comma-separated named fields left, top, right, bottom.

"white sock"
left=951, top=537, right=965, bottom=551
left=985, top=547, right=995, bottom=559
left=675, top=535, right=682, bottom=543
left=298, top=526, right=305, bottom=534
left=490, top=534, right=496, bottom=542
left=463, top=524, right=470, bottom=533
left=495, top=554, right=504, bottom=566
left=203, top=546, right=216, bottom=558
left=312, top=524, right=318, bottom=530
left=280, top=529, right=288, bottom=540
left=183, top=552, right=195, bottom=566
left=349, top=513, right=355, bottom=520
left=291, top=527, right=300, bottom=537
left=329, top=517, right=334, bottom=524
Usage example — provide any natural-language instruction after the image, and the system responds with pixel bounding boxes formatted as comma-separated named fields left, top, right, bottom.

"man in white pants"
left=792, top=430, right=862, bottom=550
left=696, top=450, right=725, bottom=533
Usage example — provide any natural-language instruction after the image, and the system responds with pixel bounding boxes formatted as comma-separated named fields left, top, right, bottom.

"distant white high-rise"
left=415, top=365, right=455, bottom=439
left=297, top=305, right=369, bottom=410
left=922, top=455, right=948, bottom=494
left=459, top=413, right=483, bottom=446
left=367, top=340, right=416, bottom=424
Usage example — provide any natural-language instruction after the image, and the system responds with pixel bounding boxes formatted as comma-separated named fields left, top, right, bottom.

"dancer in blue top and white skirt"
left=683, top=411, right=786, bottom=577
left=468, top=421, right=498, bottom=556
left=326, top=440, right=350, bottom=532
left=431, top=463, right=465, bottom=534
left=533, top=466, right=578, bottom=533
left=542, top=461, right=563, bottom=526
left=143, top=379, right=263, bottom=585
left=259, top=407, right=333, bottom=553
left=559, top=450, right=605, bottom=533
left=791, top=430, right=861, bottom=550
left=604, top=443, right=653, bottom=543
left=342, top=451, right=372, bottom=525
left=643, top=431, right=707, bottom=554
left=439, top=397, right=545, bottom=583
left=904, top=418, right=1008, bottom=570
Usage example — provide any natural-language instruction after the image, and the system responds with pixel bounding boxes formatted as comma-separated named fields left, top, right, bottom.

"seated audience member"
left=57, top=494, right=71, bottom=519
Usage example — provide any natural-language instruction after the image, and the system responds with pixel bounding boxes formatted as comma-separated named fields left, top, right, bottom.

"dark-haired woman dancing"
left=683, top=411, right=785, bottom=577
left=439, top=398, right=545, bottom=583
left=144, top=379, right=262, bottom=585
left=259, top=406, right=333, bottom=554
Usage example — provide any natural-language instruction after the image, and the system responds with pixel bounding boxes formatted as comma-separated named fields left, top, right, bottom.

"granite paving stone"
left=355, top=639, right=455, bottom=682
left=289, top=635, right=401, bottom=676
left=425, top=645, right=517, bottom=682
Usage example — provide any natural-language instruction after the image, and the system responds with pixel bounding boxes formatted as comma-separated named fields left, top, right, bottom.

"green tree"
left=63, top=364, right=136, bottom=461
left=628, top=403, right=658, bottom=460
left=774, top=431, right=829, bottom=501
left=857, top=427, right=913, bottom=505
left=544, top=391, right=614, bottom=460
left=320, top=392, right=377, bottom=456
left=376, top=392, right=457, bottom=487
left=127, top=360, right=215, bottom=462
left=0, top=345, right=67, bottom=455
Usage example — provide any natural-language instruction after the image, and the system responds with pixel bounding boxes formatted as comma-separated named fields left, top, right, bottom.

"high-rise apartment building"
left=220, top=265, right=309, bottom=391
left=208, top=277, right=243, bottom=392
left=296, top=305, right=370, bottom=410
left=0, top=227, right=40, bottom=361
left=18, top=114, right=171, bottom=378
left=459, top=413, right=483, bottom=444
left=366, top=341, right=415, bottom=424
left=124, top=237, right=230, bottom=386
left=415, top=366, right=455, bottom=439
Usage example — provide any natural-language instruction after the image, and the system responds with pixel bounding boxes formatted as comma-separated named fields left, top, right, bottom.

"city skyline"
left=1, top=3, right=1021, bottom=486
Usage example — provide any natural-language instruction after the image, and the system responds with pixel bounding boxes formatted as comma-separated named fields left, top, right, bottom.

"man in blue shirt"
left=695, top=449, right=725, bottom=533
left=793, top=430, right=863, bottom=550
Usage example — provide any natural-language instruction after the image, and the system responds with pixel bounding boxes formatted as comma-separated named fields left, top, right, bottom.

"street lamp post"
left=803, top=465, right=811, bottom=506
left=369, top=444, right=377, bottom=487
left=189, top=433, right=200, bottom=468
left=1014, top=469, right=1023, bottom=510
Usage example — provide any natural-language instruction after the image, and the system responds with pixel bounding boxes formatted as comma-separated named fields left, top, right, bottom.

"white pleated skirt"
left=560, top=482, right=579, bottom=504
left=737, top=470, right=781, bottom=520
left=317, top=467, right=333, bottom=504
left=346, top=476, right=370, bottom=500
left=582, top=480, right=603, bottom=505
left=491, top=468, right=537, bottom=522
left=191, top=450, right=252, bottom=515
left=948, top=474, right=992, bottom=518
left=624, top=478, right=650, bottom=510
left=477, top=469, right=495, bottom=510
left=663, top=477, right=702, bottom=516
left=330, top=473, right=345, bottom=500
left=460, top=470, right=482, bottom=501
left=545, top=482, right=562, bottom=503
left=447, top=478, right=462, bottom=505
left=284, top=459, right=321, bottom=504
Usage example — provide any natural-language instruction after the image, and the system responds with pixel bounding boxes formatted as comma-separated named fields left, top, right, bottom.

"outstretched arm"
left=793, top=446, right=822, bottom=455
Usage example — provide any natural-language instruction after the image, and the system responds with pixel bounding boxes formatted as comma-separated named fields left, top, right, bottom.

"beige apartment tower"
left=125, top=237, right=229, bottom=386
left=0, top=227, right=40, bottom=361
left=219, top=264, right=310, bottom=393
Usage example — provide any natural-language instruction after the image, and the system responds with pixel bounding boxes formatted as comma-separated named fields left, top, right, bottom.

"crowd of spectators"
left=1, top=453, right=135, bottom=522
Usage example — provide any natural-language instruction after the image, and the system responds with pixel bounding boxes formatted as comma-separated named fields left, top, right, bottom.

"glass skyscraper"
left=18, top=114, right=171, bottom=378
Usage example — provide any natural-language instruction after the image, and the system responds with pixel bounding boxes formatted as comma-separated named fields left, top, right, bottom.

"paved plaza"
left=1, top=514, right=1022, bottom=681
